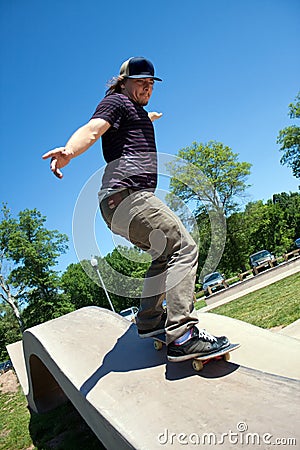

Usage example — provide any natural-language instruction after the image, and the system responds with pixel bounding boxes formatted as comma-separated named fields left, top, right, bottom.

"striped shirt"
left=91, top=93, right=157, bottom=191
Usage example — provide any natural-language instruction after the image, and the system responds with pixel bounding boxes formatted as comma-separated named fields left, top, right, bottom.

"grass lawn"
left=0, top=379, right=104, bottom=450
left=206, top=272, right=300, bottom=329
left=0, top=387, right=33, bottom=450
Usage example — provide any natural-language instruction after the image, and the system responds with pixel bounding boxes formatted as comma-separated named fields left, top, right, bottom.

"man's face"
left=122, top=78, right=154, bottom=106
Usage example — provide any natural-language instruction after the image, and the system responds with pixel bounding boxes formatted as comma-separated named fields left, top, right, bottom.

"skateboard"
left=153, top=333, right=240, bottom=371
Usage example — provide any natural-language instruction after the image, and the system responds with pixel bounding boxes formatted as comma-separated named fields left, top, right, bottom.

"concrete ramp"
left=197, top=312, right=300, bottom=380
left=8, top=307, right=300, bottom=450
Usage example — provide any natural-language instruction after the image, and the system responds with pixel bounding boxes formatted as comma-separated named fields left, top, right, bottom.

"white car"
left=119, top=306, right=139, bottom=322
left=249, top=249, right=277, bottom=274
left=202, top=272, right=228, bottom=296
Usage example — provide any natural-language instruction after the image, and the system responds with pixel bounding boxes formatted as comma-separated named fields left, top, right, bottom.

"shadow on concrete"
left=80, top=324, right=240, bottom=396
left=166, top=359, right=239, bottom=381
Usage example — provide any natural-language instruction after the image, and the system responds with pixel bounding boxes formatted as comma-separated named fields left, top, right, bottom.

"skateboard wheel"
left=192, top=360, right=203, bottom=371
left=223, top=352, right=230, bottom=362
left=154, top=340, right=163, bottom=351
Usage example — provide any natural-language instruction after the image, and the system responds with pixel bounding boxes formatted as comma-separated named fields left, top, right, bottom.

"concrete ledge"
left=6, top=340, right=28, bottom=394
left=197, top=312, right=300, bottom=380
left=279, top=319, right=300, bottom=340
left=7, top=307, right=300, bottom=449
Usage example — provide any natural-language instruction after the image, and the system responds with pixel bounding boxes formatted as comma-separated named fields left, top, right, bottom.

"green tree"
left=219, top=211, right=250, bottom=275
left=0, top=205, right=73, bottom=333
left=0, top=304, right=22, bottom=361
left=103, top=246, right=150, bottom=309
left=167, top=141, right=251, bottom=279
left=61, top=260, right=106, bottom=309
left=168, top=141, right=252, bottom=215
left=61, top=246, right=150, bottom=313
left=219, top=192, right=300, bottom=276
left=277, top=92, right=300, bottom=179
left=272, top=192, right=300, bottom=240
left=244, top=195, right=299, bottom=257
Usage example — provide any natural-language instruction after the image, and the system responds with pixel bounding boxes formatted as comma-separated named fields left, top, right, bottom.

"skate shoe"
left=138, top=311, right=167, bottom=338
left=167, top=326, right=230, bottom=362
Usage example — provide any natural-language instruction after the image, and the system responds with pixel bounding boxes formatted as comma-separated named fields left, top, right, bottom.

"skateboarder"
left=42, top=56, right=229, bottom=362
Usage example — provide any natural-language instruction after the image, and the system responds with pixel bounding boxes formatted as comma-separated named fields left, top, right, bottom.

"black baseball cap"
left=119, top=57, right=162, bottom=81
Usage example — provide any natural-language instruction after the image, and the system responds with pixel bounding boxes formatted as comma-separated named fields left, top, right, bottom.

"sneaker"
left=138, top=311, right=167, bottom=338
left=167, top=327, right=230, bottom=362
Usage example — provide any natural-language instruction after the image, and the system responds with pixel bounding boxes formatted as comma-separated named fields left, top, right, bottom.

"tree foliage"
left=277, top=92, right=300, bottom=179
left=219, top=192, right=300, bottom=276
left=168, top=141, right=252, bottom=215
left=0, top=304, right=22, bottom=361
left=61, top=246, right=150, bottom=313
left=0, top=205, right=73, bottom=334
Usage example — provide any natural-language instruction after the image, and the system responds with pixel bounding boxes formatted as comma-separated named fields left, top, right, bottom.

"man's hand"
left=148, top=111, right=163, bottom=122
left=42, top=147, right=72, bottom=179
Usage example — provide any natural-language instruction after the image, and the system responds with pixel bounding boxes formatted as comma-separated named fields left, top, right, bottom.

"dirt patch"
left=0, top=369, right=19, bottom=393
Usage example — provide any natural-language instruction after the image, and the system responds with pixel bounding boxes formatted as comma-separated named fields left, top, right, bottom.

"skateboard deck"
left=153, top=334, right=240, bottom=371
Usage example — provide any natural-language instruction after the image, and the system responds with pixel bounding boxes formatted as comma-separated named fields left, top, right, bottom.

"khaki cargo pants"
left=100, top=189, right=199, bottom=344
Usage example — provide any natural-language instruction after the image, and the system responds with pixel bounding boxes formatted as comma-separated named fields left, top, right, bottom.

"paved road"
left=201, top=256, right=300, bottom=312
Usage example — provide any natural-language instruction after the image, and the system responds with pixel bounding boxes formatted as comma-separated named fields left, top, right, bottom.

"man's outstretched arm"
left=42, top=118, right=111, bottom=179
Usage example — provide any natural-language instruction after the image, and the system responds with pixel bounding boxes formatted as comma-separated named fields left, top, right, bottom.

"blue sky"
left=1, top=0, right=299, bottom=273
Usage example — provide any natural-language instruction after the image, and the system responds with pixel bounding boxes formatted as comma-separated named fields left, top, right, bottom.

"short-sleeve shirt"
left=91, top=93, right=157, bottom=191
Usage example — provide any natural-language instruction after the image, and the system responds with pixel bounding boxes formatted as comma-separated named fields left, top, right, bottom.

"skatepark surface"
left=8, top=307, right=300, bottom=449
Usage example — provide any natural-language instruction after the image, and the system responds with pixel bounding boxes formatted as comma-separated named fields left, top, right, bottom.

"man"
left=42, top=56, right=229, bottom=362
